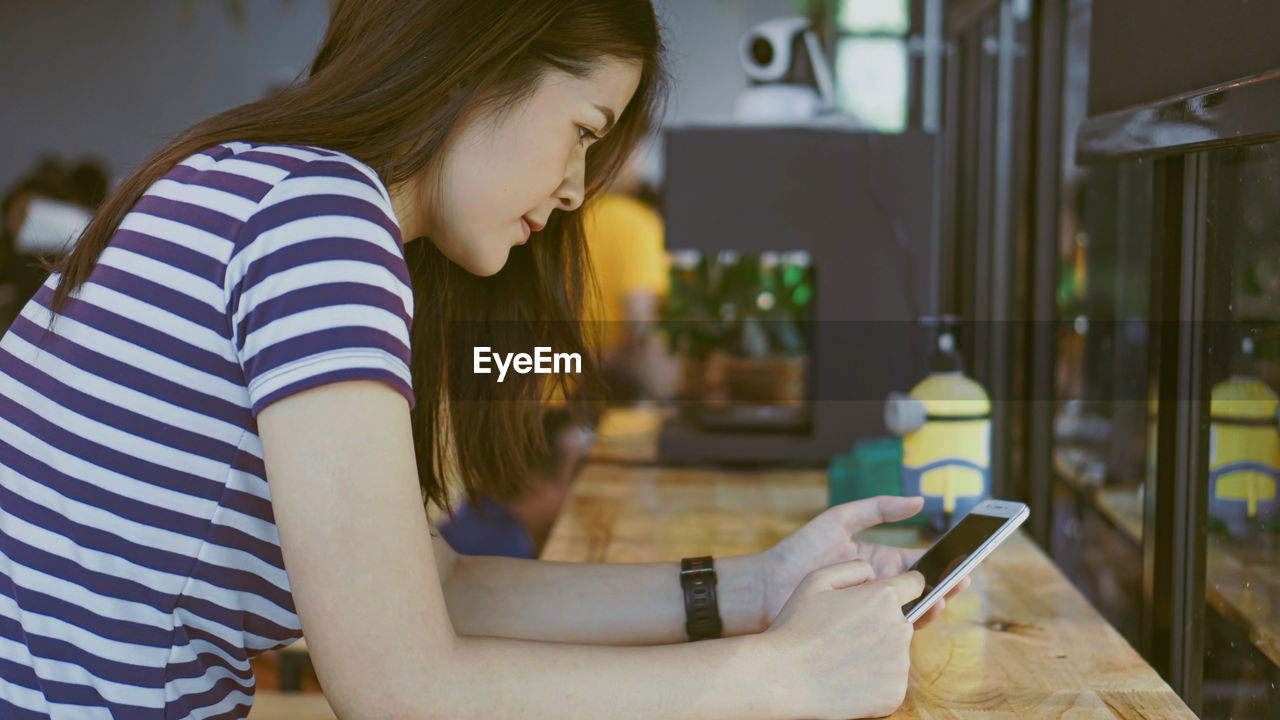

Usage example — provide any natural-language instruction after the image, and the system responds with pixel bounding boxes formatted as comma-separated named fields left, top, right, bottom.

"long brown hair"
left=49, top=0, right=668, bottom=510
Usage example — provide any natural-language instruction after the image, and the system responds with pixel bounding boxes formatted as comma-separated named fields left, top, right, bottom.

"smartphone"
left=901, top=499, right=1029, bottom=623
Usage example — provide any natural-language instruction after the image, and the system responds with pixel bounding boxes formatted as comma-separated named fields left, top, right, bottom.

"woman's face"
left=393, top=57, right=643, bottom=276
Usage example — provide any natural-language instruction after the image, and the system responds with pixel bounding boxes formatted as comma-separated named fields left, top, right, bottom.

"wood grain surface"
left=584, top=404, right=669, bottom=465
left=247, top=691, right=335, bottom=719
left=543, top=458, right=1197, bottom=719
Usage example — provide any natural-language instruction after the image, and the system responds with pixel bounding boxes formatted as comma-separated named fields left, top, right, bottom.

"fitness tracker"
left=680, top=555, right=723, bottom=640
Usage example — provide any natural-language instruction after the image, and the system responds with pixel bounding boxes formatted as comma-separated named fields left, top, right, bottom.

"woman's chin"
left=461, top=249, right=512, bottom=277
left=431, top=238, right=512, bottom=277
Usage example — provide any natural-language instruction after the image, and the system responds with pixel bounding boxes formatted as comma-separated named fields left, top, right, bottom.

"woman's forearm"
left=357, top=632, right=786, bottom=720
left=442, top=554, right=767, bottom=644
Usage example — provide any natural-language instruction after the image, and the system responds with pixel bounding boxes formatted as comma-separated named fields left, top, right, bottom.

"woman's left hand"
left=752, top=495, right=969, bottom=631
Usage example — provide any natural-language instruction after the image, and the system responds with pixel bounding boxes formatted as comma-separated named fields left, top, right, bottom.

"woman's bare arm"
left=259, top=381, right=783, bottom=720
left=438, top=550, right=765, bottom=645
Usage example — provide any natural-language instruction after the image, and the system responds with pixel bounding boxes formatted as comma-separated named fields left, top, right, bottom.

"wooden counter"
left=545, top=456, right=1196, bottom=718
left=585, top=404, right=669, bottom=465
left=247, top=691, right=335, bottom=719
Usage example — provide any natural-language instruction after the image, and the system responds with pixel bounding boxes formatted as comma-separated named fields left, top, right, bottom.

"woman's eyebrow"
left=593, top=104, right=616, bottom=134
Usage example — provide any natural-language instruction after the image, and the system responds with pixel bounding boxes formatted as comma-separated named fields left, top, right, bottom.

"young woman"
left=0, top=1, right=965, bottom=718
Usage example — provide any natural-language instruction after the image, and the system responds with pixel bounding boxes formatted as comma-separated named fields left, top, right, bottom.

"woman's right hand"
left=761, top=560, right=925, bottom=719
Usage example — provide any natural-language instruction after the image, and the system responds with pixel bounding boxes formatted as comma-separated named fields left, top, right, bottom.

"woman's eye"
left=577, top=126, right=602, bottom=144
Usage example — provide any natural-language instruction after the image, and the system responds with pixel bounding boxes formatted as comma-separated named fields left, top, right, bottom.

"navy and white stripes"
left=0, top=143, right=414, bottom=719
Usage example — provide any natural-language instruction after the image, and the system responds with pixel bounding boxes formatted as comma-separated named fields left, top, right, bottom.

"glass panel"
left=1046, top=0, right=1153, bottom=649
left=1050, top=158, right=1154, bottom=645
left=1200, top=140, right=1280, bottom=719
left=834, top=36, right=908, bottom=133
left=837, top=0, right=909, bottom=35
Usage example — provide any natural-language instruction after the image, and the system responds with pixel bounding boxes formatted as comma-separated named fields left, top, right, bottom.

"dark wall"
left=0, top=1, right=329, bottom=193
left=1087, top=0, right=1280, bottom=116
left=661, top=127, right=936, bottom=460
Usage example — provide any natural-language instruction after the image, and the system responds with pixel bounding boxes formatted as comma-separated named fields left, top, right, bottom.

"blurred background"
left=0, top=0, right=925, bottom=191
left=4, top=2, right=1280, bottom=718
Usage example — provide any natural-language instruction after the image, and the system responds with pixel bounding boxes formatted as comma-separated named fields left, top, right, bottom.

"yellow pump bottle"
left=1208, top=339, right=1280, bottom=534
left=886, top=328, right=991, bottom=530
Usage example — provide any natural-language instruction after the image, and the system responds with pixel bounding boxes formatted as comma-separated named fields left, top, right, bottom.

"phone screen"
left=900, top=512, right=1009, bottom=618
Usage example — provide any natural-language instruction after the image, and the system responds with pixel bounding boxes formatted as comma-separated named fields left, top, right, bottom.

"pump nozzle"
left=920, top=315, right=964, bottom=373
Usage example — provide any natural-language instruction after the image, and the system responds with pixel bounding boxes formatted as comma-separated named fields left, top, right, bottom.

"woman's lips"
left=520, top=216, right=545, bottom=244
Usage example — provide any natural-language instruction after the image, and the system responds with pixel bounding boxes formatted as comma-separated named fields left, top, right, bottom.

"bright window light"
left=838, top=0, right=909, bottom=35
left=835, top=36, right=908, bottom=132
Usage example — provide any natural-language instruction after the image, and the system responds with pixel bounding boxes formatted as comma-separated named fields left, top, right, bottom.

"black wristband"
left=680, top=556, right=722, bottom=641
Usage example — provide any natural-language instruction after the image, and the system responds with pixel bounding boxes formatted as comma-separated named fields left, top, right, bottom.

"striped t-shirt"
left=0, top=143, right=415, bottom=719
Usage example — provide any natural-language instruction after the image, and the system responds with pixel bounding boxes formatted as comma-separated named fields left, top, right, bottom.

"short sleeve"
left=223, top=153, right=415, bottom=416
left=623, top=202, right=669, bottom=297
left=587, top=195, right=669, bottom=298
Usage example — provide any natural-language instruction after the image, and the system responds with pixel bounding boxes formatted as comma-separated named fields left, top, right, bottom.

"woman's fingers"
left=910, top=576, right=973, bottom=628
left=898, top=547, right=926, bottom=568
left=944, top=576, right=971, bottom=598
left=913, top=598, right=946, bottom=628
left=833, top=495, right=926, bottom=535
left=805, top=559, right=876, bottom=593
left=881, top=570, right=926, bottom=606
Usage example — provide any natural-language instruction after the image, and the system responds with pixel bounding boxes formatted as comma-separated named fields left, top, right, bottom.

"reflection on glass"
left=1050, top=158, right=1153, bottom=646
left=837, top=0, right=909, bottom=34
left=1045, top=0, right=1152, bottom=648
left=834, top=37, right=907, bottom=132
left=1200, top=141, right=1280, bottom=720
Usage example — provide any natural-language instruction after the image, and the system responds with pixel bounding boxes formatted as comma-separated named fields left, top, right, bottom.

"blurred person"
left=0, top=2, right=965, bottom=719
left=0, top=201, right=23, bottom=331
left=439, top=149, right=673, bottom=556
left=0, top=158, right=108, bottom=331
left=584, top=145, right=679, bottom=402
left=438, top=400, right=594, bottom=556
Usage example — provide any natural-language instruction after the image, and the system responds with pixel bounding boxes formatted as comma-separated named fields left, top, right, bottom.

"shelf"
left=1052, top=448, right=1280, bottom=669
left=1095, top=488, right=1144, bottom=546
left=1206, top=533, right=1280, bottom=668
left=1052, top=446, right=1144, bottom=547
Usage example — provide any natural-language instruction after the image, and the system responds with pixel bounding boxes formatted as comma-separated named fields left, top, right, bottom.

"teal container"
left=828, top=436, right=931, bottom=527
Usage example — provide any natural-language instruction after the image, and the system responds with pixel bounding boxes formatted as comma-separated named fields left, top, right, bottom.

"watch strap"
left=680, top=555, right=722, bottom=640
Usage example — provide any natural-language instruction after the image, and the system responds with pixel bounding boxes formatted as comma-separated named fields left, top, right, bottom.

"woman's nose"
left=555, top=158, right=586, bottom=211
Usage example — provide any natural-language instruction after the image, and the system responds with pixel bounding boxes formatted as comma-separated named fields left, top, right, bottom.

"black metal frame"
left=944, top=0, right=1007, bottom=37
left=1139, top=155, right=1209, bottom=709
left=941, top=0, right=1033, bottom=502
left=1023, top=0, right=1063, bottom=547
left=1067, top=98, right=1280, bottom=718
left=958, top=0, right=1231, bottom=709
left=1067, top=43, right=1280, bottom=720
left=1168, top=154, right=1209, bottom=708
left=970, top=12, right=999, bottom=487
left=1078, top=67, right=1280, bottom=163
